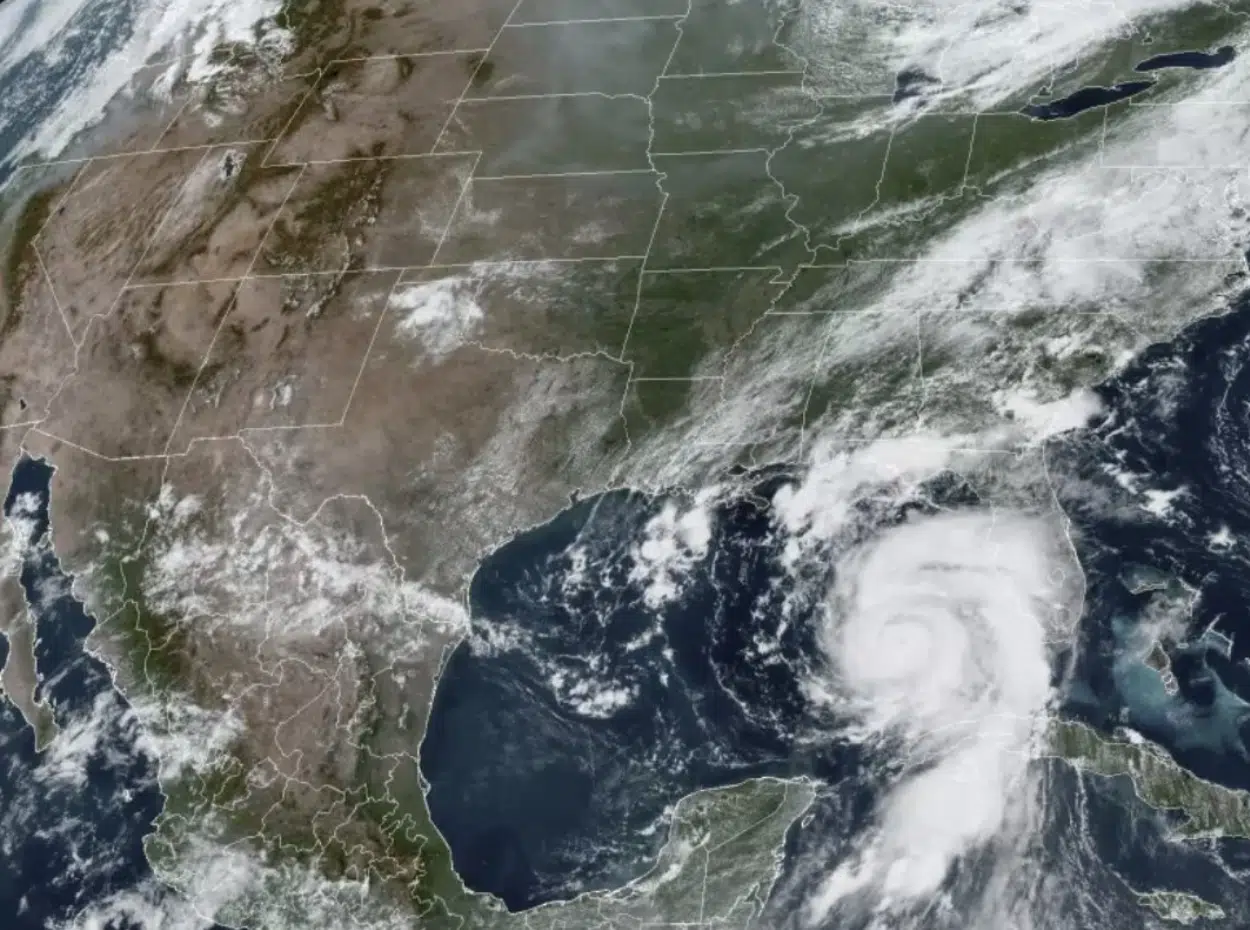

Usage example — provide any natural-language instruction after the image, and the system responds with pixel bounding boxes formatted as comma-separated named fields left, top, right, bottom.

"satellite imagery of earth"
left=8, top=0, right=1250, bottom=927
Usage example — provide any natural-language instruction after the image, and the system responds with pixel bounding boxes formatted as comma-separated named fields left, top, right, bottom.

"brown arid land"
left=0, top=0, right=827, bottom=923
left=7, top=0, right=1242, bottom=924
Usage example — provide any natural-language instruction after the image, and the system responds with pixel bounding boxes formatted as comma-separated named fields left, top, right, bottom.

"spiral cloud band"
left=807, top=511, right=1067, bottom=924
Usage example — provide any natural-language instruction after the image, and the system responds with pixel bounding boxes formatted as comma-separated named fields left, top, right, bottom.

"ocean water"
left=0, top=459, right=193, bottom=929
left=0, top=4, right=280, bottom=925
left=1055, top=287, right=1250, bottom=782
left=4, top=0, right=1250, bottom=923
left=421, top=474, right=874, bottom=909
left=422, top=289, right=1250, bottom=922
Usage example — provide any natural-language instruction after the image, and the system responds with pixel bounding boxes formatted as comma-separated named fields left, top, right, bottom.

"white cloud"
left=630, top=17, right=1250, bottom=489
left=40, top=690, right=127, bottom=788
left=794, top=0, right=1206, bottom=108
left=130, top=692, right=241, bottom=782
left=1, top=490, right=42, bottom=577
left=0, top=0, right=286, bottom=167
left=53, top=880, right=214, bottom=930
left=59, top=836, right=417, bottom=930
left=805, top=511, right=1065, bottom=923
left=991, top=386, right=1104, bottom=439
left=142, top=485, right=464, bottom=655
left=391, top=277, right=485, bottom=359
left=629, top=489, right=719, bottom=609
left=772, top=435, right=962, bottom=569
left=150, top=832, right=418, bottom=930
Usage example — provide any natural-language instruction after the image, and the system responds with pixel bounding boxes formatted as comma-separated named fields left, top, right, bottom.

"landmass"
left=1135, top=890, right=1226, bottom=925
left=1048, top=719, right=1250, bottom=840
left=1, top=0, right=1249, bottom=924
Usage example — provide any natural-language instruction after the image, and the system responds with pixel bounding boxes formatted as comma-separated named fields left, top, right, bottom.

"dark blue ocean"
left=11, top=307, right=1250, bottom=924
left=0, top=459, right=229, bottom=928
left=422, top=291, right=1250, bottom=923
left=3, top=13, right=1250, bottom=918
left=0, top=1, right=255, bottom=923
left=421, top=472, right=870, bottom=909
left=1055, top=286, right=1250, bottom=781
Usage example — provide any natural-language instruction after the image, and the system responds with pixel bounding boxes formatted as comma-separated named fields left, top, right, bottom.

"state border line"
left=504, top=14, right=686, bottom=28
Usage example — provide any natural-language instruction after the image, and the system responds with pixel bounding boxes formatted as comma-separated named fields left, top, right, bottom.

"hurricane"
left=803, top=510, right=1068, bottom=925
left=7, top=0, right=1250, bottom=924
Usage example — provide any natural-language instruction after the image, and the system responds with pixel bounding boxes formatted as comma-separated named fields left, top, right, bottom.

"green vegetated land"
left=1049, top=719, right=1250, bottom=839
left=133, top=6, right=1250, bottom=919
left=1136, top=889, right=1226, bottom=926
left=470, top=777, right=818, bottom=930
left=2, top=183, right=58, bottom=322
left=96, top=506, right=815, bottom=927
left=4, top=1, right=1246, bottom=927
